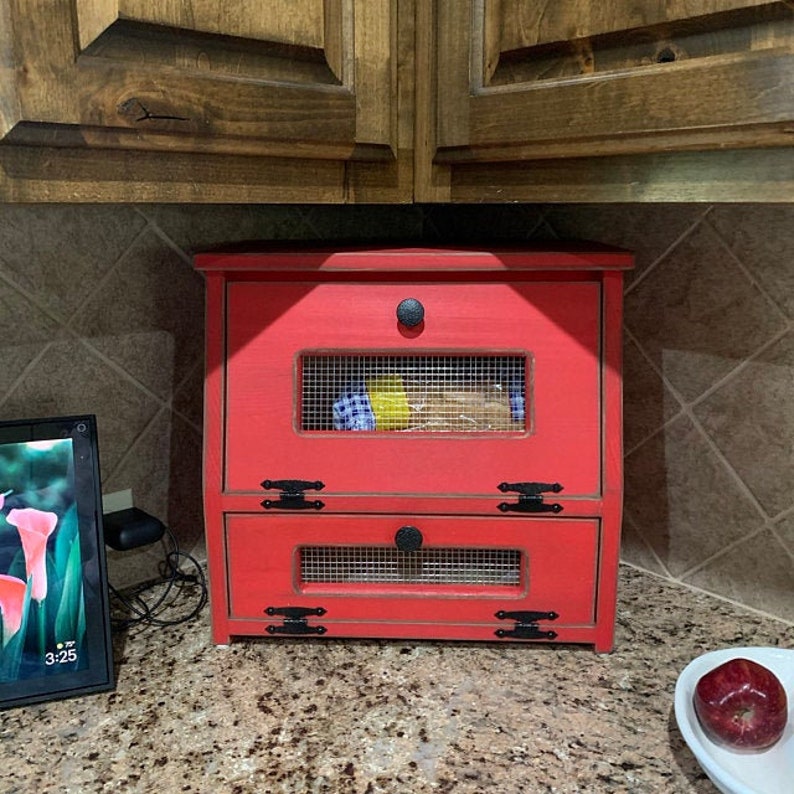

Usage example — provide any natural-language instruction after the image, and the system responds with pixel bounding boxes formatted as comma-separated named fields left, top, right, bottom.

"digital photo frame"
left=0, top=415, right=114, bottom=709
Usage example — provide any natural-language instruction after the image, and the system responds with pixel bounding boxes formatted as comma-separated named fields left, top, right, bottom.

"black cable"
left=108, top=525, right=208, bottom=631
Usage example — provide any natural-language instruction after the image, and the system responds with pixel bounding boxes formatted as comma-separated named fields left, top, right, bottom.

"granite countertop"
left=2, top=565, right=792, bottom=794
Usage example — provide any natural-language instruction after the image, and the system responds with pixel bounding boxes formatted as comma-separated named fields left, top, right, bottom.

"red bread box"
left=194, top=245, right=633, bottom=652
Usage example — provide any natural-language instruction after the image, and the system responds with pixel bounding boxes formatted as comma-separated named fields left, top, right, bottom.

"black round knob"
left=396, top=298, right=424, bottom=327
left=395, top=525, right=423, bottom=552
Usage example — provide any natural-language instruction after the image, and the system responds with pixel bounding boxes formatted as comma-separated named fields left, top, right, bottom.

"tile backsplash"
left=0, top=203, right=791, bottom=625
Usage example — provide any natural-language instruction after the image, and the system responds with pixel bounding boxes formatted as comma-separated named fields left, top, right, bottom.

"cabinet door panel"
left=434, top=0, right=794, bottom=163
left=1, top=0, right=393, bottom=162
left=492, top=0, right=778, bottom=55
left=225, top=514, right=599, bottom=628
left=82, top=0, right=326, bottom=48
left=224, top=280, right=602, bottom=499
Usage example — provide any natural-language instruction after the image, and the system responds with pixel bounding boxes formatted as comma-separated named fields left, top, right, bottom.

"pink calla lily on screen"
left=6, top=508, right=58, bottom=602
left=0, top=574, right=27, bottom=643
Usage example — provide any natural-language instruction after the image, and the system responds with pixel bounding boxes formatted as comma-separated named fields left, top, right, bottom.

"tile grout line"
left=622, top=324, right=687, bottom=456
left=63, top=223, right=153, bottom=331
left=680, top=350, right=788, bottom=527
left=133, top=208, right=194, bottom=266
left=674, top=524, right=770, bottom=582
left=623, top=209, right=791, bottom=432
left=169, top=358, right=205, bottom=435
left=766, top=502, right=794, bottom=567
left=621, top=335, right=790, bottom=590
left=62, top=217, right=205, bottom=425
left=619, top=560, right=794, bottom=629
left=0, top=340, right=56, bottom=414
left=294, top=205, right=327, bottom=241
left=687, top=325, right=792, bottom=409
left=79, top=212, right=201, bottom=484
left=141, top=212, right=207, bottom=436
left=0, top=264, right=78, bottom=333
left=624, top=321, right=792, bottom=460
left=705, top=212, right=793, bottom=327
left=524, top=210, right=548, bottom=240
left=101, top=401, right=171, bottom=486
left=622, top=205, right=713, bottom=297
left=623, top=315, right=790, bottom=527
left=74, top=333, right=169, bottom=410
left=0, top=220, right=175, bottom=420
left=625, top=397, right=784, bottom=592
left=620, top=510, right=674, bottom=580
left=768, top=523, right=794, bottom=568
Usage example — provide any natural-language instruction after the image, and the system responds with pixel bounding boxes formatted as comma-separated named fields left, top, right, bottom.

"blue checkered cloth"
left=333, top=383, right=376, bottom=431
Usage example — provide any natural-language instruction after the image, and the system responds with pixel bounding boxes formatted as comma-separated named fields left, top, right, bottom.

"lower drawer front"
left=225, top=514, right=598, bottom=632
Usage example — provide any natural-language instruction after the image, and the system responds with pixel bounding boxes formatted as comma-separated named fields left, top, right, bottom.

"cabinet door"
left=0, top=1, right=395, bottom=168
left=224, top=280, right=602, bottom=500
left=420, top=0, right=794, bottom=200
left=225, top=514, right=599, bottom=640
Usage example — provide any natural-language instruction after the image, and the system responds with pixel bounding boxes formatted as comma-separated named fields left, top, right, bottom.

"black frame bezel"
left=0, top=415, right=115, bottom=709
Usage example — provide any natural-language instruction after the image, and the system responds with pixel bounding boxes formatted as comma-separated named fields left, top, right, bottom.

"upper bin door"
left=0, top=1, right=395, bottom=164
left=223, top=279, right=603, bottom=500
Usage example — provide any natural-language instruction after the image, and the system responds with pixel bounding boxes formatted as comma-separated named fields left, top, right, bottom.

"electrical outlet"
left=102, top=489, right=133, bottom=514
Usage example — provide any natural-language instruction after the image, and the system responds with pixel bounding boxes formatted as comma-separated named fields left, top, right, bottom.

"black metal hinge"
left=494, top=609, right=559, bottom=640
left=265, top=606, right=327, bottom=635
left=261, top=479, right=325, bottom=511
left=497, top=481, right=563, bottom=514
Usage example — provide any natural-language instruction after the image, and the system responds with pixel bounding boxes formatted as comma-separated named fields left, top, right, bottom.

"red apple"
left=693, top=657, right=788, bottom=752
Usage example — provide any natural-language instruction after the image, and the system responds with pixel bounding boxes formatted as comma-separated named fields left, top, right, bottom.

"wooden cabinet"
left=194, top=245, right=633, bottom=652
left=0, top=0, right=412, bottom=202
left=2, top=1, right=794, bottom=202
left=418, top=0, right=794, bottom=201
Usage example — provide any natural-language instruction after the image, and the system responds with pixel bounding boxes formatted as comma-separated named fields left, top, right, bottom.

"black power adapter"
left=103, top=507, right=165, bottom=551
left=103, top=508, right=208, bottom=631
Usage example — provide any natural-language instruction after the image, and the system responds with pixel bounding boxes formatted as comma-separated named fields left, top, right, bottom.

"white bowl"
left=674, top=647, right=794, bottom=794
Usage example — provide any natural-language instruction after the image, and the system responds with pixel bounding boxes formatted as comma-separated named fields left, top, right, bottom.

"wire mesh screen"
left=300, top=354, right=527, bottom=432
left=300, top=546, right=523, bottom=586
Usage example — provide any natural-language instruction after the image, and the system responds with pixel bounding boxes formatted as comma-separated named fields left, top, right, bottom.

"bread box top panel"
left=194, top=244, right=634, bottom=275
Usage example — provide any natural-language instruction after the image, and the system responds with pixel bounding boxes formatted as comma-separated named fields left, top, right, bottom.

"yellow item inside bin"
left=367, top=375, right=410, bottom=430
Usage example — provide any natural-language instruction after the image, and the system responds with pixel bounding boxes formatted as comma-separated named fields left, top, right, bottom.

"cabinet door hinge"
left=261, top=479, right=325, bottom=511
left=265, top=606, right=327, bottom=635
left=496, top=481, right=563, bottom=513
left=494, top=609, right=558, bottom=640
